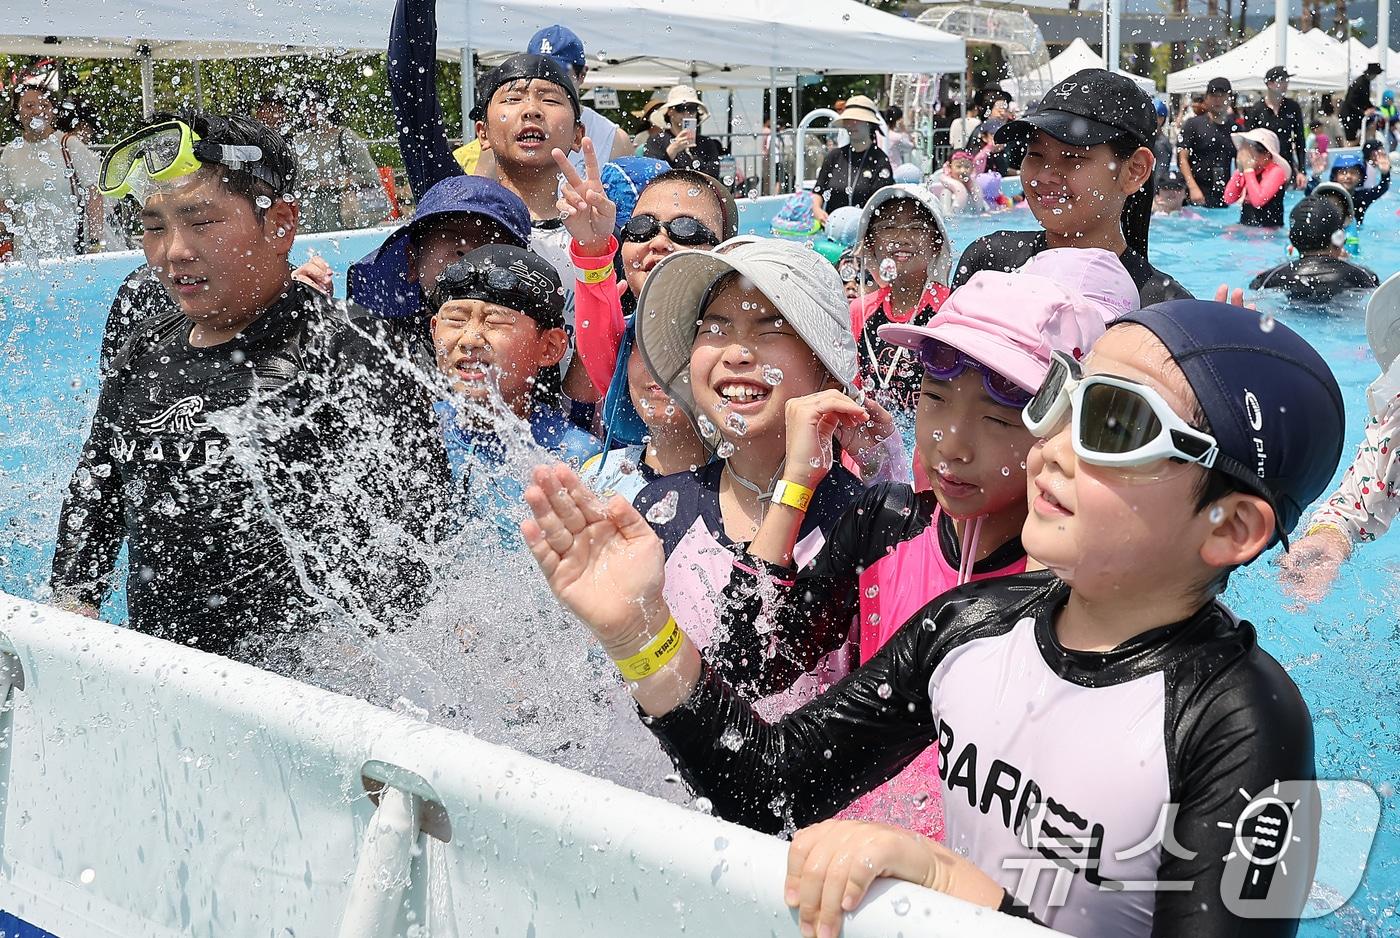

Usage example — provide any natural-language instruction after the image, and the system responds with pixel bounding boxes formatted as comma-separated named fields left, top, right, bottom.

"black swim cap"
left=430, top=244, right=566, bottom=329
left=471, top=54, right=581, bottom=122
left=1288, top=198, right=1344, bottom=253
left=1118, top=301, right=1346, bottom=550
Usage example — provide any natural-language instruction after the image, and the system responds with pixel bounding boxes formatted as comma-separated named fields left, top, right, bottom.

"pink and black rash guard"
left=634, top=461, right=865, bottom=720
left=711, top=482, right=1025, bottom=838
left=652, top=572, right=1317, bottom=938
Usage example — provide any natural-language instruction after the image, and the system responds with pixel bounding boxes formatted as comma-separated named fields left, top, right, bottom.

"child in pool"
left=626, top=238, right=896, bottom=719
left=428, top=245, right=600, bottom=529
left=1280, top=271, right=1400, bottom=602
left=710, top=247, right=1134, bottom=839
left=953, top=69, right=1193, bottom=307
left=522, top=299, right=1345, bottom=937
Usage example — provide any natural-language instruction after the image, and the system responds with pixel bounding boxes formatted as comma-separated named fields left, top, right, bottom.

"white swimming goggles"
left=1022, top=351, right=1220, bottom=469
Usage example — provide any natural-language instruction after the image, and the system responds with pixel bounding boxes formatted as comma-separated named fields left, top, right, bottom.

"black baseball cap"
left=1288, top=197, right=1344, bottom=252
left=429, top=244, right=566, bottom=329
left=470, top=54, right=581, bottom=122
left=1118, top=301, right=1346, bottom=550
left=1205, top=77, right=1233, bottom=96
left=995, top=68, right=1156, bottom=155
left=1264, top=66, right=1291, bottom=83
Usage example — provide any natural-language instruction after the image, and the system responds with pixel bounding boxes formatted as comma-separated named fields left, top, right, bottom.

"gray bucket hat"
left=635, top=238, right=860, bottom=437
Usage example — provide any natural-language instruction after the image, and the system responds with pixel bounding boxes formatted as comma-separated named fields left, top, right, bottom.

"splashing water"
left=645, top=490, right=680, bottom=525
left=878, top=258, right=898, bottom=283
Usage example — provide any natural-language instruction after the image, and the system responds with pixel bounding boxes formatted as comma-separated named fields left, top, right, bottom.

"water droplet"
left=715, top=440, right=736, bottom=458
left=864, top=584, right=879, bottom=599
left=879, top=258, right=898, bottom=283
left=254, top=194, right=273, bottom=210
left=762, top=365, right=784, bottom=386
left=719, top=728, right=744, bottom=751
left=697, top=415, right=717, bottom=437
left=724, top=412, right=748, bottom=436
left=1001, top=466, right=1011, bottom=476
left=892, top=896, right=910, bottom=915
left=1259, top=312, right=1276, bottom=333
left=645, top=490, right=679, bottom=525
left=79, top=868, right=96, bottom=885
left=931, top=429, right=944, bottom=442
left=1209, top=505, right=1226, bottom=524
left=693, top=796, right=714, bottom=814
left=876, top=682, right=892, bottom=699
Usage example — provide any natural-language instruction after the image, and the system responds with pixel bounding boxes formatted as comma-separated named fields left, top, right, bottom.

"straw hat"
left=660, top=85, right=709, bottom=121
left=633, top=90, right=667, bottom=121
left=1230, top=128, right=1291, bottom=178
left=837, top=94, right=881, bottom=125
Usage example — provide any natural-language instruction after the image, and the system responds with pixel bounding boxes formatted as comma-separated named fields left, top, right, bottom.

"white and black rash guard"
left=652, top=571, right=1317, bottom=938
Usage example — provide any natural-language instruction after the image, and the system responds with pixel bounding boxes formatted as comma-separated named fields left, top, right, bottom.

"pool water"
left=1, top=197, right=1397, bottom=932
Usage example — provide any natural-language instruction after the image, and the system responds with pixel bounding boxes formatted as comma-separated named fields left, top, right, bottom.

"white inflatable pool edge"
left=0, top=592, right=1049, bottom=937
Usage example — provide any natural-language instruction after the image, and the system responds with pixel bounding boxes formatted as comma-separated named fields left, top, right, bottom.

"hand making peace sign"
left=552, top=137, right=618, bottom=257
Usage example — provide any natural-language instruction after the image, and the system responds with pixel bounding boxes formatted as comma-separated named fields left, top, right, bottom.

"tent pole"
left=1276, top=2, right=1288, bottom=68
left=768, top=67, right=779, bottom=195
left=460, top=48, right=475, bottom=140
left=1380, top=0, right=1391, bottom=91
left=139, top=46, right=155, bottom=119
left=193, top=59, right=205, bottom=109
left=1107, top=0, right=1121, bottom=72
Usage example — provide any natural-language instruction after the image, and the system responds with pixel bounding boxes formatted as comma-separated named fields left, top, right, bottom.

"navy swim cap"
left=1117, top=301, right=1346, bottom=549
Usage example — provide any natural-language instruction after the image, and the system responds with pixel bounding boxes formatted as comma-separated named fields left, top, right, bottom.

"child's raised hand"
left=1276, top=524, right=1350, bottom=606
left=552, top=138, right=617, bottom=257
left=521, top=463, right=668, bottom=654
left=781, top=390, right=873, bottom=489
left=834, top=395, right=899, bottom=480
left=784, top=819, right=1002, bottom=938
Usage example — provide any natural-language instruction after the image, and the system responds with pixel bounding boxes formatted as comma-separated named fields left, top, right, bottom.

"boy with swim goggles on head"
left=428, top=244, right=601, bottom=533
left=522, top=299, right=1345, bottom=936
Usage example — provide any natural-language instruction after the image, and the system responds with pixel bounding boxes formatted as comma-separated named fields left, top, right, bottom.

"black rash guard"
left=953, top=230, right=1193, bottom=307
left=99, top=265, right=178, bottom=378
left=1249, top=255, right=1380, bottom=302
left=52, top=282, right=449, bottom=665
left=652, top=572, right=1317, bottom=938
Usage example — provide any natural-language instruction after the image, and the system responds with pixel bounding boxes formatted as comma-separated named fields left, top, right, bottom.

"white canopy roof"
left=1008, top=38, right=1156, bottom=103
left=1, top=0, right=965, bottom=74
left=1166, top=24, right=1348, bottom=93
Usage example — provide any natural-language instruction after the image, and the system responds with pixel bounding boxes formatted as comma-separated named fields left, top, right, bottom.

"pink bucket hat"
left=1017, top=247, right=1139, bottom=323
left=878, top=270, right=1112, bottom=394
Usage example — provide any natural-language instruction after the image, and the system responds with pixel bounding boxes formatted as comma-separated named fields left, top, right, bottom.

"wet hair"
left=1108, top=133, right=1153, bottom=257
left=150, top=110, right=299, bottom=215
left=637, top=168, right=739, bottom=240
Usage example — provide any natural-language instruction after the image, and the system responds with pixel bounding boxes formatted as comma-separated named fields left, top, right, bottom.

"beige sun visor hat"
left=635, top=238, right=861, bottom=438
left=661, top=85, right=710, bottom=122
left=836, top=94, right=881, bottom=125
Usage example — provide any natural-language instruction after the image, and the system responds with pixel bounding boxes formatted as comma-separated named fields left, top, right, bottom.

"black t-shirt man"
left=52, top=282, right=449, bottom=669
left=952, top=230, right=1192, bottom=307
left=1342, top=68, right=1381, bottom=142
left=1244, top=98, right=1306, bottom=175
left=1179, top=113, right=1235, bottom=207
left=643, top=131, right=728, bottom=179
left=813, top=144, right=894, bottom=213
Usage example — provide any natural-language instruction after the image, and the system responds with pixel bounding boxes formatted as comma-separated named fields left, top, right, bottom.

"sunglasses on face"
left=918, top=340, right=1033, bottom=409
left=620, top=213, right=721, bottom=247
left=1021, top=351, right=1219, bottom=469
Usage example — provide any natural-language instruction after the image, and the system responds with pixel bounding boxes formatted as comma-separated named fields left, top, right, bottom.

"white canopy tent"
left=1008, top=38, right=1156, bottom=103
left=1166, top=24, right=1348, bottom=93
left=2, top=0, right=964, bottom=78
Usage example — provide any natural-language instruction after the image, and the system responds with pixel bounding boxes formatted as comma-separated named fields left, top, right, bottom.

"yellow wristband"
left=1304, top=522, right=1344, bottom=540
left=771, top=479, right=815, bottom=512
left=613, top=617, right=683, bottom=681
left=581, top=263, right=615, bottom=285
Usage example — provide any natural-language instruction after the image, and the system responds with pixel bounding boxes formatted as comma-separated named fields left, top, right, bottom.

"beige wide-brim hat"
left=836, top=94, right=881, bottom=125
left=636, top=238, right=860, bottom=439
left=660, top=84, right=710, bottom=122
left=1230, top=128, right=1291, bottom=178
left=633, top=90, right=668, bottom=125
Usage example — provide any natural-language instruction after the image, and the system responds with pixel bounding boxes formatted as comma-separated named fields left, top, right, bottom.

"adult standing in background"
left=810, top=95, right=893, bottom=223
left=1244, top=66, right=1307, bottom=188
left=528, top=25, right=633, bottom=169
left=1342, top=63, right=1383, bottom=145
left=1178, top=77, right=1235, bottom=207
left=643, top=85, right=729, bottom=179
left=0, top=71, right=105, bottom=260
left=631, top=91, right=667, bottom=154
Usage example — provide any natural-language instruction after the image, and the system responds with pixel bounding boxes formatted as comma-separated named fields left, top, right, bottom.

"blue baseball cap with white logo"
left=1118, top=301, right=1346, bottom=549
left=528, top=25, right=587, bottom=72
